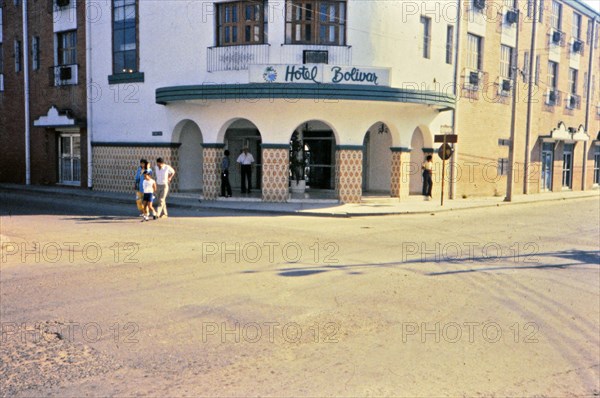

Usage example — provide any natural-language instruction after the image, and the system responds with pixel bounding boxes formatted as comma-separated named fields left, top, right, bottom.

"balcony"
left=207, top=44, right=270, bottom=72
left=49, top=64, right=78, bottom=86
left=280, top=45, right=352, bottom=65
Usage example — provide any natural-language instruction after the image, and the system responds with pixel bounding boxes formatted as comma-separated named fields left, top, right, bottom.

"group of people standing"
left=220, top=147, right=255, bottom=197
left=134, top=158, right=176, bottom=222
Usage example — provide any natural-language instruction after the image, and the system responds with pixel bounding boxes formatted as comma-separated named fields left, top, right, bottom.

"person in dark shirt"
left=221, top=150, right=232, bottom=198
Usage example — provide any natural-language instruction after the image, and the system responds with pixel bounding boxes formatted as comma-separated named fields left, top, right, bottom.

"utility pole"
left=505, top=7, right=521, bottom=202
left=524, top=0, right=538, bottom=194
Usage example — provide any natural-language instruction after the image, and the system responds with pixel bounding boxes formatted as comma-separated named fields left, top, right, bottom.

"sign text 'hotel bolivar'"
left=250, top=64, right=391, bottom=86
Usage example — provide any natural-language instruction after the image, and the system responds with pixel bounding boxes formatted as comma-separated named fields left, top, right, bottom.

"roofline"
left=568, top=0, right=600, bottom=19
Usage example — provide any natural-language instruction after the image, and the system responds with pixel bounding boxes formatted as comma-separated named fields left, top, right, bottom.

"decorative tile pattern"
left=261, top=148, right=289, bottom=203
left=335, top=149, right=363, bottom=203
left=92, top=146, right=179, bottom=193
left=202, top=147, right=221, bottom=200
left=390, top=151, right=411, bottom=200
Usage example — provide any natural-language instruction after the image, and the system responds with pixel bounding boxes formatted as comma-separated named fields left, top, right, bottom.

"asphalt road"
left=1, top=191, right=599, bottom=397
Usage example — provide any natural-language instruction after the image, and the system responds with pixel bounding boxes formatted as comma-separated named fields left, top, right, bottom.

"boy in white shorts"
left=141, top=172, right=157, bottom=222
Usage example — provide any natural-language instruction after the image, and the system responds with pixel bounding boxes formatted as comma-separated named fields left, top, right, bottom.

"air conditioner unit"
left=506, top=10, right=518, bottom=24
left=56, top=0, right=69, bottom=7
left=546, top=89, right=558, bottom=105
left=552, top=30, right=563, bottom=44
left=501, top=79, right=512, bottom=92
left=59, top=66, right=72, bottom=80
left=567, top=95, right=578, bottom=109
left=303, top=50, right=328, bottom=64
left=572, top=40, right=583, bottom=53
left=469, top=71, right=480, bottom=86
left=473, top=0, right=485, bottom=10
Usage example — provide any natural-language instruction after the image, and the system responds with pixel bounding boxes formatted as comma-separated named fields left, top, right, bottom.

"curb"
left=1, top=184, right=598, bottom=218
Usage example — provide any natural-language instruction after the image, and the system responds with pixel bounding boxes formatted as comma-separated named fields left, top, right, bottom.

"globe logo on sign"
left=263, top=66, right=278, bottom=83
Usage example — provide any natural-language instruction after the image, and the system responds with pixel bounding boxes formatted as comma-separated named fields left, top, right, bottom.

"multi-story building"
left=2, top=0, right=599, bottom=203
left=0, top=0, right=89, bottom=188
left=88, top=0, right=455, bottom=202
left=455, top=0, right=600, bottom=198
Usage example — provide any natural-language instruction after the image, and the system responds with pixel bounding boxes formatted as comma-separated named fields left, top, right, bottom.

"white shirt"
left=155, top=164, right=175, bottom=185
left=142, top=178, right=155, bottom=194
left=237, top=152, right=254, bottom=165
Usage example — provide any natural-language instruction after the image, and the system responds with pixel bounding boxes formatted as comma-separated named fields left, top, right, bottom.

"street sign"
left=438, top=143, right=454, bottom=160
left=434, top=134, right=458, bottom=143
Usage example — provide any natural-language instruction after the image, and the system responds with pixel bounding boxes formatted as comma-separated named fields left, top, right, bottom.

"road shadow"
left=238, top=249, right=600, bottom=278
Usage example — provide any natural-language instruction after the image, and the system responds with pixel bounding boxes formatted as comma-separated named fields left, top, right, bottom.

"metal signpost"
left=435, top=129, right=457, bottom=206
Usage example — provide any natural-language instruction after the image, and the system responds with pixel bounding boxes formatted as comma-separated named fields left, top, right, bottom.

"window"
left=568, top=68, right=577, bottom=95
left=420, top=16, right=431, bottom=59
left=550, top=0, right=561, bottom=30
left=523, top=51, right=530, bottom=83
left=113, top=0, right=138, bottom=74
left=594, top=146, right=600, bottom=185
left=446, top=25, right=454, bottom=64
left=588, top=20, right=593, bottom=44
left=216, top=1, right=267, bottom=46
left=584, top=72, right=588, bottom=98
left=500, top=45, right=513, bottom=79
left=535, top=55, right=540, bottom=85
left=57, top=30, right=76, bottom=66
left=503, top=0, right=516, bottom=8
left=548, top=61, right=558, bottom=89
left=285, top=0, right=347, bottom=45
left=572, top=13, right=581, bottom=40
left=14, top=39, right=21, bottom=72
left=562, top=143, right=573, bottom=188
left=32, top=36, right=40, bottom=70
left=538, top=0, right=544, bottom=23
left=527, top=0, right=534, bottom=17
left=466, top=33, right=482, bottom=70
left=0, top=43, right=3, bottom=75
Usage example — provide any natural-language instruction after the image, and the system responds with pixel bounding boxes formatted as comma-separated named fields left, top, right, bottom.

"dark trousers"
left=221, top=170, right=232, bottom=196
left=241, top=165, right=252, bottom=193
left=422, top=170, right=433, bottom=197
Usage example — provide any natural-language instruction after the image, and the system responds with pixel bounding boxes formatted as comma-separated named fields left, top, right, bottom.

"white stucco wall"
left=90, top=0, right=456, bottom=146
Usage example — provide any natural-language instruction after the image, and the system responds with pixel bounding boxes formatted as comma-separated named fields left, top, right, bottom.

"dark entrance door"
left=303, top=130, right=335, bottom=189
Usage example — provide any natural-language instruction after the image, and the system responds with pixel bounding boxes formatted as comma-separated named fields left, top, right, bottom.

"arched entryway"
left=292, top=120, right=337, bottom=191
left=409, top=127, right=427, bottom=195
left=362, top=122, right=392, bottom=194
left=173, top=120, right=203, bottom=192
left=223, top=119, right=262, bottom=194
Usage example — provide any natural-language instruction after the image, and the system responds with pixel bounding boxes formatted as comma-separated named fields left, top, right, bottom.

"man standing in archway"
left=237, top=147, right=255, bottom=194
left=422, top=155, right=433, bottom=199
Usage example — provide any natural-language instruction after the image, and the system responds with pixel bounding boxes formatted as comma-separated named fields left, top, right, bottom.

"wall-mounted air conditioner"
left=572, top=40, right=583, bottom=53
left=506, top=9, right=518, bottom=24
left=551, top=30, right=563, bottom=45
left=546, top=89, right=559, bottom=105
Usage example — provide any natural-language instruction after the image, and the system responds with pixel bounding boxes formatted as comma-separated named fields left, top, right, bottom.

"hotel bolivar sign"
left=250, top=64, right=391, bottom=86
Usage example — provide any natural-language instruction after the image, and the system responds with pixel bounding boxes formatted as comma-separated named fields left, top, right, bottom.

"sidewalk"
left=1, top=183, right=598, bottom=217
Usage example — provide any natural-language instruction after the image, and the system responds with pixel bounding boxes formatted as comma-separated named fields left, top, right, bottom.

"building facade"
left=454, top=0, right=600, bottom=198
left=0, top=0, right=89, bottom=188
left=2, top=0, right=599, bottom=203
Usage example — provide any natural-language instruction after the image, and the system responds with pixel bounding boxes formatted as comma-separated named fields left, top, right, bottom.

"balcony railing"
left=49, top=64, right=78, bottom=86
left=207, top=44, right=270, bottom=72
left=280, top=44, right=352, bottom=65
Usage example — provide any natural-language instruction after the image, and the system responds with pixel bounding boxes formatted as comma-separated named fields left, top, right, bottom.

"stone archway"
left=410, top=127, right=426, bottom=195
left=362, top=122, right=392, bottom=194
left=174, top=120, right=204, bottom=192
left=223, top=119, right=262, bottom=195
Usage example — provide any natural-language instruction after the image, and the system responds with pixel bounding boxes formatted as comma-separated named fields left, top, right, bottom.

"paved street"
left=1, top=190, right=599, bottom=397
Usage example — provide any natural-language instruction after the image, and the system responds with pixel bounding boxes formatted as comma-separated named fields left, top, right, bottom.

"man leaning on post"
left=154, top=157, right=176, bottom=218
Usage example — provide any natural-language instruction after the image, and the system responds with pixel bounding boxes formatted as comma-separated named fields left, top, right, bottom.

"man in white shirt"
left=154, top=157, right=176, bottom=218
left=236, top=147, right=255, bottom=194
